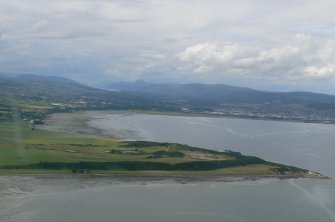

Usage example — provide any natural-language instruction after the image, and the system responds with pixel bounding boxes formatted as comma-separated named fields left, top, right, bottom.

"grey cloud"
left=0, top=0, right=335, bottom=92
left=179, top=34, right=335, bottom=81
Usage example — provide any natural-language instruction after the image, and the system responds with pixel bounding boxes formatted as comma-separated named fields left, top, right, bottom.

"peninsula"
left=0, top=74, right=330, bottom=178
left=0, top=119, right=328, bottom=179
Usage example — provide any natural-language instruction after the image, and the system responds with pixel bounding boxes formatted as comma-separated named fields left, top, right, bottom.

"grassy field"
left=0, top=120, right=216, bottom=165
left=1, top=119, right=309, bottom=176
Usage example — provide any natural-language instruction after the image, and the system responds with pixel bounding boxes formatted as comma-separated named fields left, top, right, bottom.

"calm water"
left=87, top=112, right=335, bottom=177
left=2, top=111, right=335, bottom=222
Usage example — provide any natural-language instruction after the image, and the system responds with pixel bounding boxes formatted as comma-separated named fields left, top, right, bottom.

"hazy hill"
left=0, top=75, right=162, bottom=111
left=3, top=75, right=335, bottom=108
left=2, top=75, right=335, bottom=122
left=1, top=74, right=104, bottom=98
left=102, top=81, right=335, bottom=106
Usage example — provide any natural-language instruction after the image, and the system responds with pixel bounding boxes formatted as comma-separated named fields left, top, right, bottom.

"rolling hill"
left=1, top=74, right=335, bottom=123
left=103, top=80, right=335, bottom=106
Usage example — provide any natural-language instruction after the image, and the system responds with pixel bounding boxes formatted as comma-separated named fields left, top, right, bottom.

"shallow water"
left=1, top=176, right=335, bottom=222
left=7, top=111, right=335, bottom=222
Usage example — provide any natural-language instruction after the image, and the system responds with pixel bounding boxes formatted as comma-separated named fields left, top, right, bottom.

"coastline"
left=0, top=172, right=330, bottom=181
left=39, top=109, right=335, bottom=131
left=126, top=110, right=335, bottom=124
left=10, top=111, right=331, bottom=180
left=37, top=109, right=335, bottom=141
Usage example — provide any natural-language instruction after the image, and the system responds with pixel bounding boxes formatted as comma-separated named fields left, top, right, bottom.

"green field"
left=0, top=120, right=197, bottom=165
left=0, top=119, right=311, bottom=176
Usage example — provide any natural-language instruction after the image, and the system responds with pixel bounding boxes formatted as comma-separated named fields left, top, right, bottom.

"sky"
left=0, top=0, right=335, bottom=93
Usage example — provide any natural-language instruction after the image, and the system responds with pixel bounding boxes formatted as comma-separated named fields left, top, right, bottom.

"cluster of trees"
left=224, top=150, right=242, bottom=158
left=1, top=156, right=269, bottom=171
left=120, top=141, right=170, bottom=148
left=120, top=141, right=222, bottom=156
left=149, top=150, right=185, bottom=158
left=0, top=102, right=12, bottom=120
left=273, top=166, right=307, bottom=174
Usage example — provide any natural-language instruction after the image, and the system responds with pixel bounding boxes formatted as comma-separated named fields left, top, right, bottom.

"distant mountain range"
left=0, top=74, right=161, bottom=110
left=101, top=80, right=335, bottom=106
left=2, top=74, right=335, bottom=122
left=0, top=74, right=136, bottom=100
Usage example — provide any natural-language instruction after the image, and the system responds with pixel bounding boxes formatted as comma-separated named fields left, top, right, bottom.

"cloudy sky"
left=1, top=0, right=335, bottom=93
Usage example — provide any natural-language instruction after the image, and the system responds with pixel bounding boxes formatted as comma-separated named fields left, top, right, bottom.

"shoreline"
left=125, top=110, right=335, bottom=125
left=40, top=109, right=335, bottom=130
left=28, top=111, right=332, bottom=181
left=37, top=109, right=335, bottom=141
left=73, top=109, right=335, bottom=125
left=0, top=172, right=331, bottom=181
